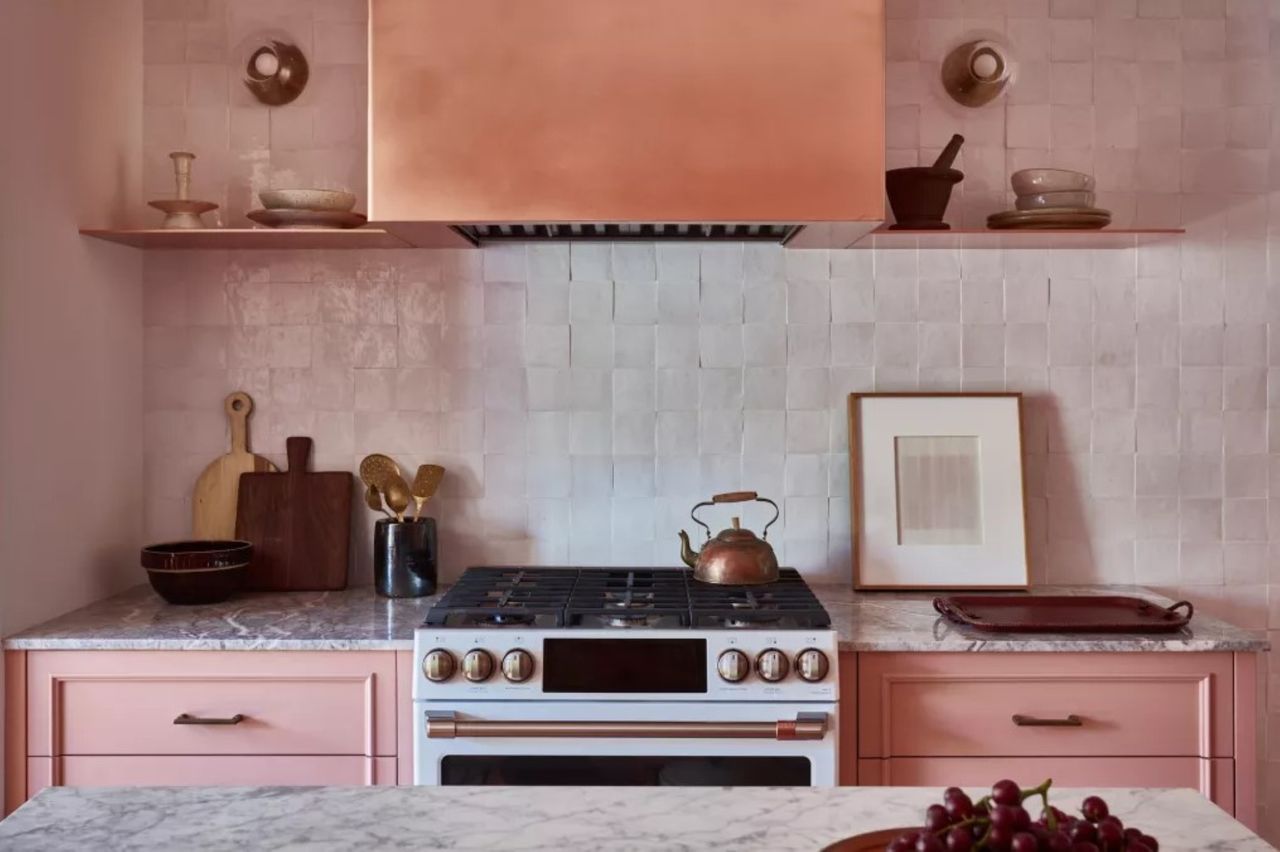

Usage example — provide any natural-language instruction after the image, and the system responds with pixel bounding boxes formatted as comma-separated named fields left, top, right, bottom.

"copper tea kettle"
left=678, top=491, right=780, bottom=585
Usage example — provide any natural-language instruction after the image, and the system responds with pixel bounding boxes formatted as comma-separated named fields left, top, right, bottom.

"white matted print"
left=894, top=435, right=983, bottom=546
left=850, top=394, right=1027, bottom=589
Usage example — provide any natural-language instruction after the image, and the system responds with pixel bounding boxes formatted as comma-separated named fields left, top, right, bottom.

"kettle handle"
left=690, top=495, right=781, bottom=541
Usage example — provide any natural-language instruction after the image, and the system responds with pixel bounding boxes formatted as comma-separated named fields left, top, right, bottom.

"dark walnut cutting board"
left=235, top=436, right=352, bottom=591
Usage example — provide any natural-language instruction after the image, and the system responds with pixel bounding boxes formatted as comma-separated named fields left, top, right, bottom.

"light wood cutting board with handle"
left=235, top=436, right=353, bottom=591
left=192, top=392, right=276, bottom=539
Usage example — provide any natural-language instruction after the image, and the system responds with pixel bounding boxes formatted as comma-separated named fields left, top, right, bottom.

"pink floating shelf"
left=80, top=227, right=411, bottom=250
left=79, top=224, right=473, bottom=250
left=853, top=227, right=1185, bottom=250
left=81, top=226, right=1186, bottom=252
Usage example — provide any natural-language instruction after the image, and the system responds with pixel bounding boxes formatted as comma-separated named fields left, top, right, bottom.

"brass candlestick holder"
left=148, top=151, right=218, bottom=229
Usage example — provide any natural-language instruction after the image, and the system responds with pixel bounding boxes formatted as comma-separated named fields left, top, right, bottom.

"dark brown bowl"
left=141, top=540, right=252, bottom=605
left=821, top=827, right=919, bottom=851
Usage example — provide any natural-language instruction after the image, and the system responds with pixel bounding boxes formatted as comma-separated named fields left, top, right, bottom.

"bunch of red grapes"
left=885, top=778, right=1160, bottom=852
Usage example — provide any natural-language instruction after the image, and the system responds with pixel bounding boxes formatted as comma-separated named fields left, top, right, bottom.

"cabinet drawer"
left=856, top=756, right=1235, bottom=816
left=28, top=755, right=396, bottom=793
left=26, top=651, right=397, bottom=757
left=858, top=652, right=1234, bottom=758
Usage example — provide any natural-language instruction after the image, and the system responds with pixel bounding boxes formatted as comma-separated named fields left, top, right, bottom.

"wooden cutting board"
left=235, top=436, right=352, bottom=591
left=192, top=392, right=276, bottom=539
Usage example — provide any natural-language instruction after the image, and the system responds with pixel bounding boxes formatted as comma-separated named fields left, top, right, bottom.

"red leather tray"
left=933, top=595, right=1193, bottom=633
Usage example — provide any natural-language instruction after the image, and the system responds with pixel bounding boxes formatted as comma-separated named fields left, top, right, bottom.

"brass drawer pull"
left=1012, top=713, right=1082, bottom=728
left=173, top=713, right=247, bottom=726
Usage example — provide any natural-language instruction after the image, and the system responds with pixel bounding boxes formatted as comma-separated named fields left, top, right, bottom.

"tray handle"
left=1164, top=600, right=1194, bottom=625
left=932, top=597, right=971, bottom=625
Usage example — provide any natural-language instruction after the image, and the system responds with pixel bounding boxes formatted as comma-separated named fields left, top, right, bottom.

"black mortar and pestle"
left=885, top=134, right=965, bottom=230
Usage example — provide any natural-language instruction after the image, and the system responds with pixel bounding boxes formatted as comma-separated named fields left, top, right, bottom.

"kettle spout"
left=677, top=530, right=699, bottom=568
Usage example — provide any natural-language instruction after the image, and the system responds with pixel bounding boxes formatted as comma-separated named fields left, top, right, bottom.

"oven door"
left=415, top=701, right=837, bottom=787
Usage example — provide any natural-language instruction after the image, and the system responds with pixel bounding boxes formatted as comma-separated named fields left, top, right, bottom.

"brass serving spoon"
left=411, top=464, right=446, bottom=519
left=364, top=483, right=393, bottom=519
left=383, top=474, right=412, bottom=523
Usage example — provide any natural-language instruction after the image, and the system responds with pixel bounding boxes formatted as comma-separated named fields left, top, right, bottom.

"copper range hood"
left=369, top=0, right=885, bottom=249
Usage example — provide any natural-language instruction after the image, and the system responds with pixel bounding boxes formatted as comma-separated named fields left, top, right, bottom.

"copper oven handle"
left=1011, top=713, right=1082, bottom=728
left=173, top=713, right=247, bottom=726
left=426, top=712, right=827, bottom=741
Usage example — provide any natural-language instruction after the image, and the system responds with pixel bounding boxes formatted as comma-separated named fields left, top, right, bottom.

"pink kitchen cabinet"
left=855, top=756, right=1234, bottom=813
left=396, top=651, right=414, bottom=786
left=6, top=646, right=1261, bottom=830
left=855, top=652, right=1259, bottom=828
left=27, top=756, right=397, bottom=795
left=858, top=652, right=1234, bottom=759
left=6, top=650, right=399, bottom=813
left=838, top=652, right=858, bottom=785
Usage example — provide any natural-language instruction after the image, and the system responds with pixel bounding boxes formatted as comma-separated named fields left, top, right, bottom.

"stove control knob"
left=795, top=648, right=830, bottom=683
left=462, top=649, right=494, bottom=683
left=756, top=649, right=790, bottom=683
left=717, top=649, right=750, bottom=683
left=501, top=649, right=535, bottom=683
left=422, top=649, right=456, bottom=683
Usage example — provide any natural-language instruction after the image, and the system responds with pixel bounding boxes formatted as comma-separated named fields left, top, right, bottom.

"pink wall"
left=127, top=0, right=1278, bottom=839
left=0, top=0, right=145, bottom=801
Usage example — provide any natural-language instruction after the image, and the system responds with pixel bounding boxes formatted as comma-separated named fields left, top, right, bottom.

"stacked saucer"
left=247, top=189, right=365, bottom=230
left=988, top=169, right=1110, bottom=230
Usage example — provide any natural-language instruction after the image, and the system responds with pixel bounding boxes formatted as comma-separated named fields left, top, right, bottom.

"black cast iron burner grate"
left=423, top=567, right=830, bottom=630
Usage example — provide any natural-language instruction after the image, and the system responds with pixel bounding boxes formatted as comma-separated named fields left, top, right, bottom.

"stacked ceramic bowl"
left=247, top=189, right=366, bottom=230
left=988, top=169, right=1110, bottom=230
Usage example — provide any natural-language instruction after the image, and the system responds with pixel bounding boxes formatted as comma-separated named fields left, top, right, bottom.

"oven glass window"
left=440, top=756, right=811, bottom=786
left=543, top=638, right=707, bottom=693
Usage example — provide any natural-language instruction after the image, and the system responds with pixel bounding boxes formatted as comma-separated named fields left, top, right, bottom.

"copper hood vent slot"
left=457, top=223, right=803, bottom=244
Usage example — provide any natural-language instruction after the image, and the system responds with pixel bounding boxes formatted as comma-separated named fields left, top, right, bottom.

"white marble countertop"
left=2, top=584, right=441, bottom=651
left=0, top=785, right=1269, bottom=851
left=2, top=581, right=1267, bottom=653
left=820, top=584, right=1269, bottom=653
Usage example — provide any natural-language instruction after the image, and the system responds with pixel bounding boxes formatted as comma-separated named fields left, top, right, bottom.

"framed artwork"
left=848, top=392, right=1028, bottom=590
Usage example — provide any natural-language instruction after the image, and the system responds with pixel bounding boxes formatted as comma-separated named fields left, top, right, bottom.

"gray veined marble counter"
left=818, top=585, right=1269, bottom=653
left=2, top=584, right=442, bottom=651
left=0, top=785, right=1271, bottom=852
left=2, top=582, right=1267, bottom=653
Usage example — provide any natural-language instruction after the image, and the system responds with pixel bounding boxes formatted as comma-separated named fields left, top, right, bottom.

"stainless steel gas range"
left=412, top=567, right=839, bottom=786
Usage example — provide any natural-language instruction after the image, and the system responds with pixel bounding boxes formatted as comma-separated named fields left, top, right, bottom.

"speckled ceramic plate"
left=987, top=207, right=1111, bottom=230
left=246, top=209, right=367, bottom=230
left=258, top=189, right=357, bottom=212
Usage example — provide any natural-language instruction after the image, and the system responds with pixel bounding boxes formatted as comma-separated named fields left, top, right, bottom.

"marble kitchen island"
left=0, top=784, right=1270, bottom=851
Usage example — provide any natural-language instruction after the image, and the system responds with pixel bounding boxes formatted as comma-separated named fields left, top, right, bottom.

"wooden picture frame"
left=848, top=392, right=1029, bottom=590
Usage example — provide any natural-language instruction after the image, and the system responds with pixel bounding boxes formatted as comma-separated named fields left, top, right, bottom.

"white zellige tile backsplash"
left=142, top=240, right=1257, bottom=597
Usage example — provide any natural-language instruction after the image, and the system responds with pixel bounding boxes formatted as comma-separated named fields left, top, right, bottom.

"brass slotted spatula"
left=359, top=453, right=401, bottom=492
left=411, top=464, right=446, bottom=519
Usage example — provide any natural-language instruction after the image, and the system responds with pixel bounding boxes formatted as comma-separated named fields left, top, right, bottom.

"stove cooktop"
left=424, top=567, right=832, bottom=630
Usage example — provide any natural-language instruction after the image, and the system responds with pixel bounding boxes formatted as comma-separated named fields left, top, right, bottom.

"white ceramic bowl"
left=1015, top=190, right=1096, bottom=211
left=1011, top=168, right=1095, bottom=195
left=258, top=189, right=357, bottom=212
